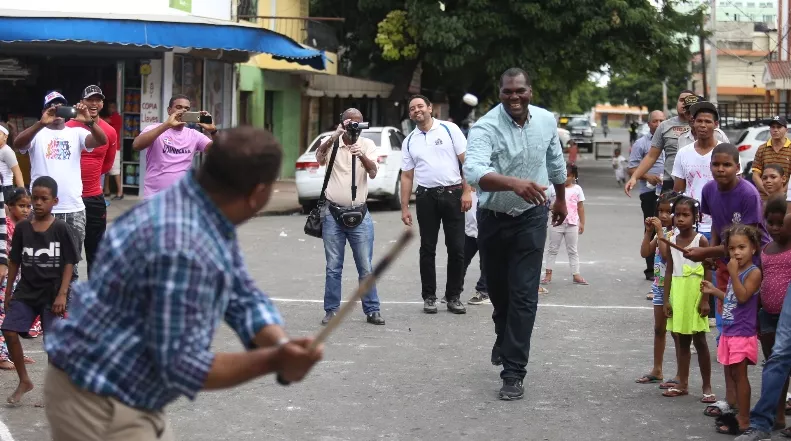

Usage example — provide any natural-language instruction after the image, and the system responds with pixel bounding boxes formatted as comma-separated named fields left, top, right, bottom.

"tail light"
left=377, top=156, right=387, bottom=164
left=295, top=161, right=320, bottom=171
left=737, top=145, right=751, bottom=152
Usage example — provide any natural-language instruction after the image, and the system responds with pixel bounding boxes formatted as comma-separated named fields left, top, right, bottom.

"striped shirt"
left=45, top=172, right=283, bottom=411
left=464, top=104, right=566, bottom=216
left=752, top=138, right=791, bottom=200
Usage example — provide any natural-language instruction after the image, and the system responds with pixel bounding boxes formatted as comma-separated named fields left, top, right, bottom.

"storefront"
left=0, top=10, right=325, bottom=191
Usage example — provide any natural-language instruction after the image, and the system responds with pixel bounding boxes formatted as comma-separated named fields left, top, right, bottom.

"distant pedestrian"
left=542, top=163, right=588, bottom=286
left=612, top=147, right=628, bottom=186
left=462, top=188, right=488, bottom=305
left=701, top=225, right=762, bottom=435
left=464, top=67, right=567, bottom=400
left=567, top=140, right=578, bottom=164
left=635, top=191, right=680, bottom=388
left=400, top=94, right=472, bottom=315
left=629, top=120, right=638, bottom=145
left=660, top=196, right=713, bottom=402
left=603, top=123, right=609, bottom=138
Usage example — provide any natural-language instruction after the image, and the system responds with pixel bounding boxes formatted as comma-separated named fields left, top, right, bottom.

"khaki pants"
left=45, top=366, right=174, bottom=441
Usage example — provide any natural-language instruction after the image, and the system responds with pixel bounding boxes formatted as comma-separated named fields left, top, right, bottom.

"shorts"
left=0, top=299, right=60, bottom=335
left=109, top=151, right=121, bottom=176
left=717, top=335, right=758, bottom=366
left=759, top=308, right=780, bottom=335
left=652, top=286, right=664, bottom=306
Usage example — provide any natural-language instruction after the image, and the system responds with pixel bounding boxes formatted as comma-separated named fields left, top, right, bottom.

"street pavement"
left=2, top=128, right=785, bottom=440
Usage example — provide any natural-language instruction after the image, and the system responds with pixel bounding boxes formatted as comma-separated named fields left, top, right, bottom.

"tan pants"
left=45, top=366, right=174, bottom=441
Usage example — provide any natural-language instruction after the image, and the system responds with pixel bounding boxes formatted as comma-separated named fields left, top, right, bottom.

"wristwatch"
left=85, top=119, right=95, bottom=127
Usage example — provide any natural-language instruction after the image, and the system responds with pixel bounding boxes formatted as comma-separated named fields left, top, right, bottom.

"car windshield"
left=567, top=118, right=589, bottom=127
left=307, top=131, right=382, bottom=152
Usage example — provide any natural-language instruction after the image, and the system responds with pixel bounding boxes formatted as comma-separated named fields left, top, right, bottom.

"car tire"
left=388, top=174, right=402, bottom=211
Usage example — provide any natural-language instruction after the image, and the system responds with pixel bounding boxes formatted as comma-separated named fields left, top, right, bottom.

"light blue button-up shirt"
left=463, top=104, right=567, bottom=216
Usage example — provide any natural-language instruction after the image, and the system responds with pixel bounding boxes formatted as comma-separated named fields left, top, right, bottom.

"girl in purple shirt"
left=701, top=225, right=763, bottom=436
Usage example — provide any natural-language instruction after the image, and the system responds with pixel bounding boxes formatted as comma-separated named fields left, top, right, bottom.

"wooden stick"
left=309, top=229, right=414, bottom=350
left=658, top=236, right=687, bottom=253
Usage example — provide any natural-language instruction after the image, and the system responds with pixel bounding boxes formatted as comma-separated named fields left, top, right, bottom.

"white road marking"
left=0, top=418, right=16, bottom=441
left=270, top=298, right=652, bottom=310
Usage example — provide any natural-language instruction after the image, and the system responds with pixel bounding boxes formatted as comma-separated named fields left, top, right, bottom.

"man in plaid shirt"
left=44, top=127, right=323, bottom=441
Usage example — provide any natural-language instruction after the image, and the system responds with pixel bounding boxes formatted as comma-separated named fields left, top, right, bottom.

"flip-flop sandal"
left=540, top=278, right=551, bottom=285
left=0, top=360, right=14, bottom=370
left=538, top=287, right=549, bottom=294
left=662, top=387, right=689, bottom=397
left=659, top=380, right=679, bottom=390
left=715, top=414, right=746, bottom=435
left=573, top=278, right=589, bottom=285
left=704, top=401, right=732, bottom=417
left=646, top=292, right=654, bottom=301
left=701, top=393, right=717, bottom=404
left=780, top=426, right=791, bottom=438
left=636, top=374, right=662, bottom=384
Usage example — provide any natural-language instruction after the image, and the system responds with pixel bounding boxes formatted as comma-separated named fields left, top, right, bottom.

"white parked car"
left=733, top=125, right=770, bottom=181
left=296, top=127, right=412, bottom=212
left=557, top=128, right=570, bottom=147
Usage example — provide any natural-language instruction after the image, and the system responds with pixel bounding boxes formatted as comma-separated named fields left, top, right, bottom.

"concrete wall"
left=238, top=65, right=302, bottom=177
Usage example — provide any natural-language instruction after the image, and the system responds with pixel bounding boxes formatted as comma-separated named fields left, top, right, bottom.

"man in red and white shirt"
left=66, top=85, right=117, bottom=276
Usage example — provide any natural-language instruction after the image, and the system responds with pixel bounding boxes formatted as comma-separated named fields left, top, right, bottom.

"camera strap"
left=317, top=137, right=340, bottom=209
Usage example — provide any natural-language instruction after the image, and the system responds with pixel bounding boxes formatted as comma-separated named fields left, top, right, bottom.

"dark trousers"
left=639, top=191, right=658, bottom=275
left=463, top=234, right=487, bottom=293
left=479, top=205, right=548, bottom=380
left=415, top=185, right=465, bottom=301
left=82, top=195, right=107, bottom=278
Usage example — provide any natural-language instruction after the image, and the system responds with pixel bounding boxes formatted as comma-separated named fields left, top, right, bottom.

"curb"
left=255, top=207, right=303, bottom=217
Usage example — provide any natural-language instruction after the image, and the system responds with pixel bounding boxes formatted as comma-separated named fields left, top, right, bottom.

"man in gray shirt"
left=624, top=91, right=729, bottom=196
left=627, top=110, right=665, bottom=281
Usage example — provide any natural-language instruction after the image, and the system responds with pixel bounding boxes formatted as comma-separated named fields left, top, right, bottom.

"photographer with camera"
left=132, top=94, right=217, bottom=199
left=13, top=91, right=109, bottom=283
left=314, top=108, right=384, bottom=326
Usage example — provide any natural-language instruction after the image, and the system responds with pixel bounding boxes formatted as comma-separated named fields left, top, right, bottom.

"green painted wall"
left=237, top=65, right=302, bottom=178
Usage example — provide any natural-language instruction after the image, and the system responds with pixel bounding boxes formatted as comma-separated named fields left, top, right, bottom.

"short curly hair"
left=722, top=224, right=761, bottom=252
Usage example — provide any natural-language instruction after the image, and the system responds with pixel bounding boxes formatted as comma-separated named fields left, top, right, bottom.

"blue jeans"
left=700, top=231, right=723, bottom=339
left=321, top=209, right=380, bottom=314
left=750, top=283, right=791, bottom=432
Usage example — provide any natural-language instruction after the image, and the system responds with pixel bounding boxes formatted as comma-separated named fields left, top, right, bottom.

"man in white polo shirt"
left=400, top=95, right=472, bottom=315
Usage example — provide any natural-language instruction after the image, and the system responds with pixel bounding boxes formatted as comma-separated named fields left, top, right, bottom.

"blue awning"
left=0, top=11, right=326, bottom=70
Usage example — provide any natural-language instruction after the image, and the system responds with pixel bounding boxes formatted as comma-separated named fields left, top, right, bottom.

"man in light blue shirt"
left=464, top=68, right=567, bottom=401
left=627, top=110, right=665, bottom=280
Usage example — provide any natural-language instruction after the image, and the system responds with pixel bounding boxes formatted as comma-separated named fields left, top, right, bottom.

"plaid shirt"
left=46, top=172, right=283, bottom=411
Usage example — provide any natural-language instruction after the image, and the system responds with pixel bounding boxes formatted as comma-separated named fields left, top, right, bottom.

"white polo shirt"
left=401, top=118, right=466, bottom=188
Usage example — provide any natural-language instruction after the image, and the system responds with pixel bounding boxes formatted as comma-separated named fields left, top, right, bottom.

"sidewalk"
left=106, top=179, right=302, bottom=223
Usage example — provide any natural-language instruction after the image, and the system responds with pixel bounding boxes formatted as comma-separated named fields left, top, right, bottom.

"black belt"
left=417, top=184, right=462, bottom=194
left=481, top=205, right=544, bottom=219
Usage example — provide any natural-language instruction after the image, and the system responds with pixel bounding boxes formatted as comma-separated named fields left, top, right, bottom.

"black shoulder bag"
left=304, top=138, right=340, bottom=238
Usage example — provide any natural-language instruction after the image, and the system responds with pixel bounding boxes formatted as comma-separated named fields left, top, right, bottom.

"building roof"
left=766, top=61, right=791, bottom=80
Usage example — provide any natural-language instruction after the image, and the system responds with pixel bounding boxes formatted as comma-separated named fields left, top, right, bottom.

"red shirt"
left=66, top=118, right=118, bottom=197
left=109, top=113, right=122, bottom=150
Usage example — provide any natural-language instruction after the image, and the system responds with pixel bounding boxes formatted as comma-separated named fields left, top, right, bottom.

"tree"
left=311, top=0, right=703, bottom=119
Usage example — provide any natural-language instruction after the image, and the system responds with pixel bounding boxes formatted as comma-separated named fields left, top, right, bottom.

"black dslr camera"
left=344, top=121, right=369, bottom=143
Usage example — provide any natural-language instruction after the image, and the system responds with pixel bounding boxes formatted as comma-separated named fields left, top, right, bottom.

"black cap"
left=82, top=85, right=105, bottom=100
left=688, top=101, right=719, bottom=120
left=769, top=115, right=788, bottom=126
left=683, top=94, right=704, bottom=108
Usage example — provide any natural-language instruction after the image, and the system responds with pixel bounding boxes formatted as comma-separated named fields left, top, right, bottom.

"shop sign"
left=169, top=0, right=192, bottom=13
left=141, top=60, right=163, bottom=130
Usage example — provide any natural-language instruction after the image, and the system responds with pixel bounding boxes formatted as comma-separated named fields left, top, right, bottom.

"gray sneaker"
left=424, top=299, right=438, bottom=314
left=734, top=428, right=771, bottom=441
left=447, top=298, right=467, bottom=314
left=440, top=296, right=447, bottom=304
left=468, top=292, right=490, bottom=305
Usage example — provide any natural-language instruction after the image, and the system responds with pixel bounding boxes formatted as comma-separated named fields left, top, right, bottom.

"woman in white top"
left=0, top=124, right=25, bottom=192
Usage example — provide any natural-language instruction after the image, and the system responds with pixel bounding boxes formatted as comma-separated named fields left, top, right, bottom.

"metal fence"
left=718, top=102, right=791, bottom=130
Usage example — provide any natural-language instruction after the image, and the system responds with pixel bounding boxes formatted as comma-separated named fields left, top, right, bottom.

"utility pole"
left=700, top=26, right=707, bottom=98
left=662, top=79, right=669, bottom=115
left=709, top=0, right=718, bottom=104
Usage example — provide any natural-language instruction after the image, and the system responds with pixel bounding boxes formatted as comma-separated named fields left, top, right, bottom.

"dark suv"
left=566, top=117, right=594, bottom=152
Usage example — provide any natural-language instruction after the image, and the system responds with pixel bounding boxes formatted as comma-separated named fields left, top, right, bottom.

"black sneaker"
left=491, top=344, right=502, bottom=365
left=468, top=292, right=490, bottom=305
left=321, top=311, right=336, bottom=325
left=499, top=378, right=524, bottom=400
left=424, top=299, right=438, bottom=314
left=366, top=312, right=385, bottom=325
left=644, top=269, right=653, bottom=281
left=447, top=298, right=467, bottom=314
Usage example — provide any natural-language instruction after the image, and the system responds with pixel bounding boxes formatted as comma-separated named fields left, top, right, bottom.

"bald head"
left=341, top=108, right=363, bottom=121
left=648, top=110, right=665, bottom=135
left=199, top=126, right=283, bottom=196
